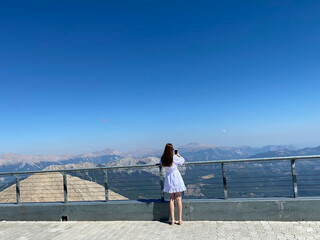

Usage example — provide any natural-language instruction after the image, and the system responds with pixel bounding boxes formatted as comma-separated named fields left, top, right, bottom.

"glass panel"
left=225, top=160, right=293, bottom=198
left=67, top=170, right=106, bottom=202
left=296, top=158, right=320, bottom=197
left=20, top=172, right=64, bottom=203
left=0, top=175, right=17, bottom=203
left=108, top=167, right=160, bottom=200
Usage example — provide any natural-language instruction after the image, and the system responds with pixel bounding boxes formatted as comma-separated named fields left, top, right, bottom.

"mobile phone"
left=174, top=149, right=178, bottom=155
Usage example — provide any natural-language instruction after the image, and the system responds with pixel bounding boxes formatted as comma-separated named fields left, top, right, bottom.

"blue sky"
left=1, top=0, right=320, bottom=155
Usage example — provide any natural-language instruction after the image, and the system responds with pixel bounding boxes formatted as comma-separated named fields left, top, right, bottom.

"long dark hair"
left=161, top=143, right=174, bottom=167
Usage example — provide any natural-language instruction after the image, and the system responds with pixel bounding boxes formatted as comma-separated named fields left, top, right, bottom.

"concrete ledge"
left=1, top=197, right=320, bottom=221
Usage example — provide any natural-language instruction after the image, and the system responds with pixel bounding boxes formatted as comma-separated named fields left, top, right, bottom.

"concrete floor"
left=1, top=221, right=320, bottom=240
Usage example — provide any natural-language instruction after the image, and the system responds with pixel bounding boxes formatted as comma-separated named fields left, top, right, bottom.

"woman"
left=161, top=143, right=187, bottom=225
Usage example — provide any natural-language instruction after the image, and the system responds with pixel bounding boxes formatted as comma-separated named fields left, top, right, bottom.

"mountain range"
left=0, top=143, right=319, bottom=173
left=249, top=146, right=320, bottom=158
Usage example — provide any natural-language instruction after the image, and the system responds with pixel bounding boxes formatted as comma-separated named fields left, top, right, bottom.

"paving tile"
left=1, top=221, right=320, bottom=239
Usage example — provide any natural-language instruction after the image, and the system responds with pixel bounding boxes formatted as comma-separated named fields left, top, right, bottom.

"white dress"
left=162, top=155, right=187, bottom=193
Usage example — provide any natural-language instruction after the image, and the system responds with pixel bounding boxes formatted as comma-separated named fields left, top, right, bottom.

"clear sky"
left=1, top=0, right=320, bottom=155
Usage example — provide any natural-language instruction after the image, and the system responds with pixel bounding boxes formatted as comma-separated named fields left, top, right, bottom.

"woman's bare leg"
left=175, top=192, right=182, bottom=224
left=169, top=193, right=175, bottom=224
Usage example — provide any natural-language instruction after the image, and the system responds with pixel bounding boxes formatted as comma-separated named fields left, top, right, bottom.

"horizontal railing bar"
left=183, top=182, right=224, bottom=185
left=66, top=201, right=118, bottom=202
left=227, top=184, right=293, bottom=188
left=109, top=180, right=159, bottom=184
left=298, top=185, right=320, bottom=188
left=1, top=154, right=320, bottom=176
left=227, top=176, right=291, bottom=181
left=110, top=189, right=161, bottom=192
left=227, top=176, right=292, bottom=179
left=67, top=195, right=105, bottom=197
left=226, top=180, right=292, bottom=184
left=297, top=175, right=320, bottom=177
left=229, top=189, right=294, bottom=192
left=183, top=186, right=224, bottom=188
left=19, top=193, right=64, bottom=195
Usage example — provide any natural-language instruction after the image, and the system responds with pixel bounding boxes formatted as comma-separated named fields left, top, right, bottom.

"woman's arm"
left=176, top=154, right=185, bottom=165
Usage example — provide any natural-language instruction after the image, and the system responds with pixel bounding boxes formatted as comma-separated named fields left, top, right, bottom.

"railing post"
left=222, top=163, right=228, bottom=200
left=62, top=171, right=68, bottom=204
left=291, top=159, right=298, bottom=198
left=159, top=166, right=164, bottom=201
left=103, top=169, right=109, bottom=202
left=14, top=174, right=20, bottom=204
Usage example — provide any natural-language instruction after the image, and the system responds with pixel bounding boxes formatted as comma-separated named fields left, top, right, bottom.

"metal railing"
left=0, top=155, right=320, bottom=204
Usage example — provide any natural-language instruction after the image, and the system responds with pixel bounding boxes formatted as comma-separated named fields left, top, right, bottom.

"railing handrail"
left=1, top=154, right=320, bottom=176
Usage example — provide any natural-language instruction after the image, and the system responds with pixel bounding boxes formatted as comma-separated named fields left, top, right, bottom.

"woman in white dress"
left=161, top=143, right=186, bottom=225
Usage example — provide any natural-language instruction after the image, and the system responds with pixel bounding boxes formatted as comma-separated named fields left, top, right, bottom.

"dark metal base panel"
left=1, top=197, right=320, bottom=221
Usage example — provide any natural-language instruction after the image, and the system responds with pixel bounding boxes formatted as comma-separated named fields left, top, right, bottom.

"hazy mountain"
left=250, top=146, right=320, bottom=158
left=258, top=145, right=297, bottom=152
left=120, top=143, right=298, bottom=161
left=121, top=149, right=162, bottom=158
left=178, top=143, right=298, bottom=161
left=0, top=150, right=121, bottom=173
left=0, top=143, right=308, bottom=173
left=0, top=153, right=74, bottom=166
left=44, top=162, right=97, bottom=171
left=75, top=148, right=121, bottom=158
left=106, top=157, right=160, bottom=167
left=0, top=148, right=120, bottom=167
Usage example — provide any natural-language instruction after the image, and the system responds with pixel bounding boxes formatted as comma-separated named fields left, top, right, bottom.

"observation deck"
left=1, top=155, right=320, bottom=222
left=2, top=221, right=320, bottom=240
